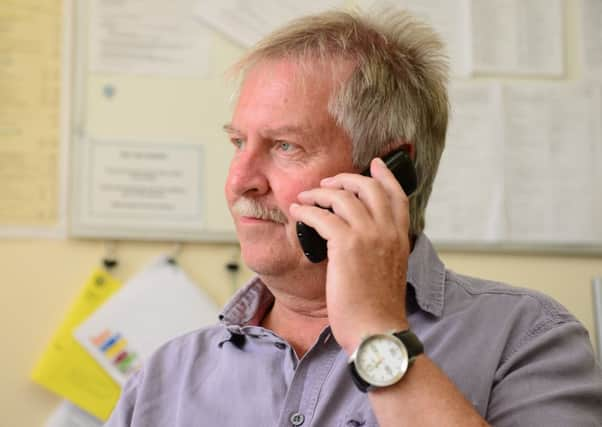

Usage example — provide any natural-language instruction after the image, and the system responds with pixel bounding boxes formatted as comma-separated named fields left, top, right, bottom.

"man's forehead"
left=230, top=61, right=333, bottom=128
left=238, top=57, right=353, bottom=98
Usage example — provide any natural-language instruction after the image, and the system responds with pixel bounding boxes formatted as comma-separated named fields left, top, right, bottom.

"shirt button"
left=274, top=342, right=286, bottom=350
left=290, top=412, right=305, bottom=426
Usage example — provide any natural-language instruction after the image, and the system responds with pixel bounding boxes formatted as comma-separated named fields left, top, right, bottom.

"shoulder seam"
left=501, top=316, right=580, bottom=365
left=447, top=270, right=573, bottom=321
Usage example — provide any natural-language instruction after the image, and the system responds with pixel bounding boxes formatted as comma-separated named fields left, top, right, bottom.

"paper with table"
left=426, top=82, right=505, bottom=242
left=194, top=0, right=344, bottom=48
left=357, top=0, right=472, bottom=77
left=74, top=255, right=220, bottom=385
left=358, top=0, right=563, bottom=77
left=502, top=83, right=602, bottom=243
left=89, top=0, right=211, bottom=77
left=580, top=0, right=602, bottom=82
left=426, top=81, right=602, bottom=246
left=0, top=0, right=67, bottom=236
left=470, top=0, right=564, bottom=76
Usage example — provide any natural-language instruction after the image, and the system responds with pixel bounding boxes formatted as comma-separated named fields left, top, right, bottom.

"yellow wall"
left=2, top=1, right=601, bottom=426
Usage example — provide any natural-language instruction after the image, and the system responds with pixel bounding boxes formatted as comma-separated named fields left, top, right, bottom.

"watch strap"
left=349, top=360, right=372, bottom=393
left=393, top=330, right=424, bottom=359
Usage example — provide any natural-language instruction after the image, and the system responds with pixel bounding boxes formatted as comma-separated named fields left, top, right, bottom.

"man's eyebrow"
left=223, top=124, right=238, bottom=134
left=222, top=124, right=308, bottom=138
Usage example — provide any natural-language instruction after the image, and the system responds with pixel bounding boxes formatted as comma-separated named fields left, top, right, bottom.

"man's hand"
left=290, top=157, right=411, bottom=354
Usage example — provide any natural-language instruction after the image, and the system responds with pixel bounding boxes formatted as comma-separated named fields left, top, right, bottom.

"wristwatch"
left=348, top=330, right=423, bottom=393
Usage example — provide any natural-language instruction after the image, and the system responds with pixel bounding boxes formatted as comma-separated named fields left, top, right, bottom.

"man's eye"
left=278, top=141, right=293, bottom=151
left=231, top=138, right=244, bottom=149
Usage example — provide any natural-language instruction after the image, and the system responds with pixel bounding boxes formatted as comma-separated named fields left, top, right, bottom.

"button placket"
left=277, top=328, right=339, bottom=427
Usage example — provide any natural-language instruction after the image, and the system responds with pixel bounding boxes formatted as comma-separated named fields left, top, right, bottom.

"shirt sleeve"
left=487, top=319, right=602, bottom=426
left=104, top=369, right=142, bottom=427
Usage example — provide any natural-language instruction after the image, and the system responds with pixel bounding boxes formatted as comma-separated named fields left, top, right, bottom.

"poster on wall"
left=70, top=137, right=235, bottom=241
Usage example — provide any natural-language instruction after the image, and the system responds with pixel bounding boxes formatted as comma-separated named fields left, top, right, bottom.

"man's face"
left=224, top=59, right=356, bottom=277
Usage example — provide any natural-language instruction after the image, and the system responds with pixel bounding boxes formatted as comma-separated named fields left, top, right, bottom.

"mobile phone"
left=296, top=148, right=418, bottom=263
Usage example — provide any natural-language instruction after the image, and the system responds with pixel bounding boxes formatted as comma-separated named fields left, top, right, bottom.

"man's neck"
left=261, top=297, right=329, bottom=358
left=259, top=271, right=330, bottom=358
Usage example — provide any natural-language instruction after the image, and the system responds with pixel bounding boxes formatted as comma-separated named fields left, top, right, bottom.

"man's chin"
left=239, top=239, right=300, bottom=277
left=235, top=221, right=304, bottom=273
left=241, top=251, right=292, bottom=277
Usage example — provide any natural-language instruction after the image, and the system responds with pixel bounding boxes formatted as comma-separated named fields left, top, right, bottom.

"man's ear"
left=380, top=141, right=415, bottom=161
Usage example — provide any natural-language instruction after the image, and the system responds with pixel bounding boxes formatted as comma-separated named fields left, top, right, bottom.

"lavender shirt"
left=106, top=234, right=602, bottom=426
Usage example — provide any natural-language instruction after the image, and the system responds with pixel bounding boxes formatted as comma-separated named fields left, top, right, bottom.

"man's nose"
left=227, top=147, right=269, bottom=197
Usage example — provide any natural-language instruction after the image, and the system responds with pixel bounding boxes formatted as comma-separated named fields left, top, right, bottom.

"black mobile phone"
left=296, top=148, right=418, bottom=263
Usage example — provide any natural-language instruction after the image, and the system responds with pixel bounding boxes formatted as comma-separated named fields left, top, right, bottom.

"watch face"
left=355, top=334, right=409, bottom=387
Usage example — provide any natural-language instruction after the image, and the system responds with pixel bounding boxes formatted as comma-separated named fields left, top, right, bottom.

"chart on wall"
left=425, top=81, right=602, bottom=252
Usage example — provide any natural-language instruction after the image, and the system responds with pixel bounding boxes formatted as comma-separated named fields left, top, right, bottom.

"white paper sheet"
left=74, top=256, right=220, bottom=385
left=357, top=0, right=472, bottom=77
left=580, top=0, right=602, bottom=81
left=470, top=0, right=564, bottom=76
left=89, top=0, right=211, bottom=76
left=72, top=138, right=205, bottom=236
left=194, top=0, right=344, bottom=48
left=45, top=401, right=102, bottom=427
left=425, top=82, right=504, bottom=242
left=502, top=83, right=602, bottom=243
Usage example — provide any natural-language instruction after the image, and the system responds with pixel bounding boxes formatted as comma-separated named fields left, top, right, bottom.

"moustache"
left=232, top=198, right=288, bottom=224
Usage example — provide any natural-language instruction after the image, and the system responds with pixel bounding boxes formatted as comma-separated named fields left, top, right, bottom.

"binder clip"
left=102, top=241, right=119, bottom=271
left=225, top=246, right=241, bottom=293
left=167, top=243, right=183, bottom=265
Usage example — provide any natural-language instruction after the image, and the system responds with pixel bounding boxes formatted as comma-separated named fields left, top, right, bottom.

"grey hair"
left=231, top=8, right=449, bottom=237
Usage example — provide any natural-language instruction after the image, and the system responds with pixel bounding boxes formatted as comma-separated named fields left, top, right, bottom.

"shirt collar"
left=219, top=233, right=445, bottom=328
left=407, top=233, right=445, bottom=317
left=219, top=277, right=274, bottom=328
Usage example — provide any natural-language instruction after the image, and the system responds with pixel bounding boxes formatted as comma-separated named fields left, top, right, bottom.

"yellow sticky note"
left=31, top=268, right=122, bottom=420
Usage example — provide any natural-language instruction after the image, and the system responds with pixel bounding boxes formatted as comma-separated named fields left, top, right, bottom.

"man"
left=106, top=9, right=602, bottom=426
